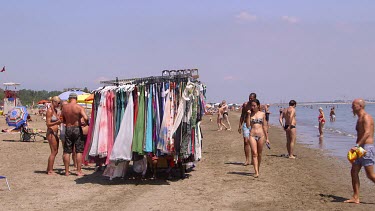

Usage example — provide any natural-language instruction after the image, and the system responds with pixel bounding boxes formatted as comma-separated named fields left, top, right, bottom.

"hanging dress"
left=89, top=92, right=106, bottom=157
left=145, top=85, right=153, bottom=152
left=110, top=91, right=134, bottom=161
left=132, top=85, right=145, bottom=154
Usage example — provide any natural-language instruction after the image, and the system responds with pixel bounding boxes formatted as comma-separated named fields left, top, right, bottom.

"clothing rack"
left=100, top=69, right=199, bottom=86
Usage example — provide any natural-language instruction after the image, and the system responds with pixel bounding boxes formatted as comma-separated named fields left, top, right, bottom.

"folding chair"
left=0, top=176, right=11, bottom=191
left=19, top=125, right=46, bottom=142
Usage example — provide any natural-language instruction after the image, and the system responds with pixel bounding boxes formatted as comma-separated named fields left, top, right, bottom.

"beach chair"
left=19, top=124, right=46, bottom=142
left=0, top=176, right=11, bottom=191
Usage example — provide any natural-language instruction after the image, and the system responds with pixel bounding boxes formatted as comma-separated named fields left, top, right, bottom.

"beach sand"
left=0, top=112, right=374, bottom=210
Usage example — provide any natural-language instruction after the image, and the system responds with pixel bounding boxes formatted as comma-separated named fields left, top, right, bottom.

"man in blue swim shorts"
left=344, top=99, right=375, bottom=204
left=238, top=93, right=256, bottom=166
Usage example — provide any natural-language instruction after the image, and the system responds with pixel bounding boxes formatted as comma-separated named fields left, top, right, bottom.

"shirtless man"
left=264, top=104, right=271, bottom=129
left=279, top=100, right=297, bottom=159
left=221, top=100, right=231, bottom=130
left=217, top=104, right=228, bottom=131
left=344, top=98, right=375, bottom=204
left=61, top=93, right=88, bottom=176
left=238, top=93, right=256, bottom=165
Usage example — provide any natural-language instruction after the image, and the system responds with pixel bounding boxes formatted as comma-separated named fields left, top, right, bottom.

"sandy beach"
left=0, top=112, right=374, bottom=210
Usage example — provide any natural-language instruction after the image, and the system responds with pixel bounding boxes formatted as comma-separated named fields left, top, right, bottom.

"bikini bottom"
left=250, top=135, right=263, bottom=142
left=284, top=125, right=296, bottom=130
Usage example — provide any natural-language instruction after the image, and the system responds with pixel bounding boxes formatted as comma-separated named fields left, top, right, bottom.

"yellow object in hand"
left=355, top=146, right=367, bottom=158
left=347, top=150, right=358, bottom=163
left=347, top=147, right=367, bottom=163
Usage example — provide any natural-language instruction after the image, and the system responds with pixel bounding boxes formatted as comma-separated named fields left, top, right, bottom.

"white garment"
left=195, top=121, right=202, bottom=161
left=110, top=93, right=134, bottom=161
left=103, top=161, right=128, bottom=180
left=89, top=94, right=105, bottom=157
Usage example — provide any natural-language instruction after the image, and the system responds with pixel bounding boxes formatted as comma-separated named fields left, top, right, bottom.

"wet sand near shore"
left=0, top=112, right=374, bottom=210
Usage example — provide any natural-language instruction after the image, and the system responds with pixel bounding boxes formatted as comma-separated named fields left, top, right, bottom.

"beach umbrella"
left=84, top=93, right=94, bottom=102
left=77, top=93, right=93, bottom=104
left=58, top=90, right=87, bottom=101
left=6, top=106, right=28, bottom=128
left=37, top=100, right=50, bottom=104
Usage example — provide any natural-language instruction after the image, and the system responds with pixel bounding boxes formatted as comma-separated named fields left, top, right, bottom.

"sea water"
left=268, top=103, right=375, bottom=159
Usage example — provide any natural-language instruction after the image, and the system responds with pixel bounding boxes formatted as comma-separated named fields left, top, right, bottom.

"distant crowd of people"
left=228, top=93, right=374, bottom=204
left=212, top=93, right=374, bottom=204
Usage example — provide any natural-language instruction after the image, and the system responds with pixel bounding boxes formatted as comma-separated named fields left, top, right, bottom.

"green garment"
left=132, top=85, right=145, bottom=154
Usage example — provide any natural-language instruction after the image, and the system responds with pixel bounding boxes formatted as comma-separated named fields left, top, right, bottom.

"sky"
left=1, top=0, right=375, bottom=104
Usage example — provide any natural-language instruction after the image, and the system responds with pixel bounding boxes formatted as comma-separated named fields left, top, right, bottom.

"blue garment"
left=354, top=144, right=375, bottom=166
left=145, top=85, right=153, bottom=152
left=242, top=123, right=250, bottom=138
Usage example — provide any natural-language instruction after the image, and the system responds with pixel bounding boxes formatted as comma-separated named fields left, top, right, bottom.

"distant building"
left=3, top=82, right=22, bottom=114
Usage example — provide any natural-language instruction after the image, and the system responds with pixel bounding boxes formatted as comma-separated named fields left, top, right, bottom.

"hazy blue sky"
left=1, top=1, right=374, bottom=103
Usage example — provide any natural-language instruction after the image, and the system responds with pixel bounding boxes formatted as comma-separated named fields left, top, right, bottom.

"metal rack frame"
left=100, top=69, right=199, bottom=86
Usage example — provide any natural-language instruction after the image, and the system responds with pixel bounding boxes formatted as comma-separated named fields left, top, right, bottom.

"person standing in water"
left=330, top=107, right=336, bottom=122
left=318, top=107, right=326, bottom=137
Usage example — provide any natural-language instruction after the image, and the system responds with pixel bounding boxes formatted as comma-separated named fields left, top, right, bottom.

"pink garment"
left=158, top=85, right=175, bottom=154
left=83, top=105, right=95, bottom=162
left=105, top=91, right=115, bottom=164
left=97, top=91, right=109, bottom=157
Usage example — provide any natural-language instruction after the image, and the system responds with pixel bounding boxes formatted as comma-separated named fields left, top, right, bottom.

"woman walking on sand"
left=318, top=107, right=326, bottom=137
left=46, top=96, right=62, bottom=175
left=246, top=99, right=269, bottom=178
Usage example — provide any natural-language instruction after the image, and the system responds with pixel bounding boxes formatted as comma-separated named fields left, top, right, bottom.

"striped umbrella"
left=6, top=106, right=28, bottom=128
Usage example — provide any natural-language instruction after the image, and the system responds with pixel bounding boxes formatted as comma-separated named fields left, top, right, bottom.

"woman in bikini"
left=318, top=107, right=326, bottom=137
left=46, top=96, right=62, bottom=175
left=246, top=99, right=269, bottom=178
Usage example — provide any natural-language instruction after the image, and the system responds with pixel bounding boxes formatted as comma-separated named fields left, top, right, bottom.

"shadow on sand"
left=319, top=194, right=347, bottom=202
left=319, top=194, right=375, bottom=205
left=2, top=139, right=21, bottom=142
left=224, top=162, right=245, bottom=166
left=227, top=171, right=254, bottom=176
left=266, top=154, right=297, bottom=158
left=74, top=168, right=193, bottom=186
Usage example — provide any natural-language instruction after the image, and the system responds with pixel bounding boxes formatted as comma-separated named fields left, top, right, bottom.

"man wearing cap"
left=61, top=93, right=88, bottom=176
